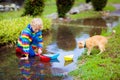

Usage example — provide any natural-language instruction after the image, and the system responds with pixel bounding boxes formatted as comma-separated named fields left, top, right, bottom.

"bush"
left=91, top=0, right=108, bottom=11
left=0, top=16, right=51, bottom=45
left=22, top=0, right=45, bottom=16
left=86, top=0, right=91, bottom=3
left=56, top=0, right=75, bottom=18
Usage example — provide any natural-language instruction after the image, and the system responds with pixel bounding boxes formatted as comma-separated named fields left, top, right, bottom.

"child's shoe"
left=20, top=54, right=28, bottom=60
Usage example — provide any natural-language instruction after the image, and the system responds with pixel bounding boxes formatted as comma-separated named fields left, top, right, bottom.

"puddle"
left=0, top=16, right=120, bottom=80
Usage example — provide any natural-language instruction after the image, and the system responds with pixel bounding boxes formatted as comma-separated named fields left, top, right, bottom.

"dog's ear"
left=78, top=41, right=84, bottom=48
left=78, top=41, right=83, bottom=44
left=78, top=42, right=82, bottom=44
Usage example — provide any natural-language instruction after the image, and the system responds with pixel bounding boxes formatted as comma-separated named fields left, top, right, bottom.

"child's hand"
left=38, top=48, right=42, bottom=54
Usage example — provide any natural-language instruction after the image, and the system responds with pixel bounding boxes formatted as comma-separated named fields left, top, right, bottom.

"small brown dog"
left=78, top=30, right=115, bottom=55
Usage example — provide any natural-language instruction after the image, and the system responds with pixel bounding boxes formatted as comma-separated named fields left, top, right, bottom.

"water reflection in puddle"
left=18, top=58, right=65, bottom=80
left=0, top=16, right=120, bottom=80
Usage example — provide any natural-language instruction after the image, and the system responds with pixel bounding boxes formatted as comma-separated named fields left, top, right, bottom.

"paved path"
left=110, top=4, right=120, bottom=16
left=113, top=4, right=120, bottom=10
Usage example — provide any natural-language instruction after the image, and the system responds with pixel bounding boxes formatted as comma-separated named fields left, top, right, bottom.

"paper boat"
left=50, top=59, right=59, bottom=62
left=38, top=55, right=51, bottom=62
left=64, top=54, right=74, bottom=61
left=43, top=53, right=60, bottom=60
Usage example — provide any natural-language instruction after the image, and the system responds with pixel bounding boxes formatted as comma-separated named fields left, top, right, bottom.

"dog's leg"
left=98, top=46, right=105, bottom=55
left=98, top=50, right=103, bottom=55
left=87, top=48, right=92, bottom=55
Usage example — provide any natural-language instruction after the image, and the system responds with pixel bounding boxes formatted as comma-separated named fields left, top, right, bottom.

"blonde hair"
left=30, top=18, right=43, bottom=30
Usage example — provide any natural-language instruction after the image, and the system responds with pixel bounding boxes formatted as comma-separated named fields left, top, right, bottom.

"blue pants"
left=29, top=46, right=36, bottom=57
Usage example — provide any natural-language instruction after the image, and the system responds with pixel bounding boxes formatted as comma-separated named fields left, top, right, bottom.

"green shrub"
left=86, top=0, right=91, bottom=3
left=56, top=0, right=75, bottom=18
left=22, top=0, right=45, bottom=16
left=91, top=0, right=108, bottom=11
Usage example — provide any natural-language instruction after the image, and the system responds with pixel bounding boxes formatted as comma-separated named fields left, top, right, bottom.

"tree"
left=22, top=0, right=45, bottom=16
left=56, top=0, right=75, bottom=18
left=91, top=0, right=107, bottom=11
left=86, top=0, right=91, bottom=3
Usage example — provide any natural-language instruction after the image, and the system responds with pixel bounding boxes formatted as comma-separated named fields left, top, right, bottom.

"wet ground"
left=0, top=16, right=120, bottom=80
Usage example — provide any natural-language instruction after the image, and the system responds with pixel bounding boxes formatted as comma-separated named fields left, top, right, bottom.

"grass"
left=70, top=10, right=101, bottom=19
left=0, top=8, right=24, bottom=21
left=108, top=0, right=120, bottom=4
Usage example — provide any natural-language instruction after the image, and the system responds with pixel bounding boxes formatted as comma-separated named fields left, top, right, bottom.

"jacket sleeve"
left=36, top=31, right=43, bottom=49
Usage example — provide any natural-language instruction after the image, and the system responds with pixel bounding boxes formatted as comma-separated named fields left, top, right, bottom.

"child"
left=16, top=18, right=43, bottom=60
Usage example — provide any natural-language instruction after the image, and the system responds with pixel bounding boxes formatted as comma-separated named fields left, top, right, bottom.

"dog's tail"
left=107, top=30, right=116, bottom=39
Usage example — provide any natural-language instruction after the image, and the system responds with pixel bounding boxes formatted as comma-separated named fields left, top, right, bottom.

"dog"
left=78, top=30, right=115, bottom=55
